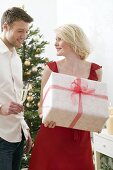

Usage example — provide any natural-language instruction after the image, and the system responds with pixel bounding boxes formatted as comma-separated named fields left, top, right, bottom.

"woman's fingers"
left=44, top=121, right=56, bottom=128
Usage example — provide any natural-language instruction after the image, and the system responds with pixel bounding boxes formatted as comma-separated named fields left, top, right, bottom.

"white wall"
left=0, top=0, right=113, bottom=103
left=0, top=0, right=57, bottom=60
left=57, top=0, right=113, bottom=104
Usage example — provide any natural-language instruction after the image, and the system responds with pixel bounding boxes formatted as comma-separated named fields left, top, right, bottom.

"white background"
left=0, top=0, right=113, bottom=104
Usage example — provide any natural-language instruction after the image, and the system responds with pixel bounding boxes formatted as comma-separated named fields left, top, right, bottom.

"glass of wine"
left=20, top=82, right=31, bottom=104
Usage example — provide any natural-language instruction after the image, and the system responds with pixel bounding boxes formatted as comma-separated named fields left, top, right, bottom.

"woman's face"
left=55, top=36, right=72, bottom=56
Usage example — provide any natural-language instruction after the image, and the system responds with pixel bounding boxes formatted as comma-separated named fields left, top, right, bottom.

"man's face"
left=4, top=20, right=29, bottom=48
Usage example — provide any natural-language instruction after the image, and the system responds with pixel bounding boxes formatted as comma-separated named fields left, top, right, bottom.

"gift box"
left=42, top=72, right=109, bottom=132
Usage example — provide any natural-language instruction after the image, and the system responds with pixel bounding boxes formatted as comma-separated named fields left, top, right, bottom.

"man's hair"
left=1, top=7, right=33, bottom=31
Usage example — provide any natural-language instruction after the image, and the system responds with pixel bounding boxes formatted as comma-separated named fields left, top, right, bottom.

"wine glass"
left=20, top=82, right=31, bottom=104
left=15, top=83, right=31, bottom=118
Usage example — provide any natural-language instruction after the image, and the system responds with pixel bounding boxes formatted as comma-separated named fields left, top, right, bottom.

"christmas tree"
left=17, top=24, right=49, bottom=168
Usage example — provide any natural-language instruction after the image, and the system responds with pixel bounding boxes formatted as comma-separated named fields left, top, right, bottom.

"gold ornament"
left=37, top=102, right=40, bottom=107
left=27, top=95, right=33, bottom=102
left=29, top=92, right=33, bottom=95
left=26, top=102, right=30, bottom=107
left=24, top=71, right=31, bottom=76
left=24, top=60, right=30, bottom=66
left=44, top=57, right=49, bottom=62
left=36, top=48, right=41, bottom=53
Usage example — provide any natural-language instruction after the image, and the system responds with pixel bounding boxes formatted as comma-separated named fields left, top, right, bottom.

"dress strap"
left=47, top=61, right=58, bottom=73
left=91, top=63, right=102, bottom=70
left=89, top=63, right=102, bottom=81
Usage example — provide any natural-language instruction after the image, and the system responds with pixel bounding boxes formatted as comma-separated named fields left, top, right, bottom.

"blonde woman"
left=29, top=24, right=102, bottom=170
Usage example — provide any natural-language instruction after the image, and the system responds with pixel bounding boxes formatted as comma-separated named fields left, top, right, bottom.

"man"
left=0, top=7, right=33, bottom=170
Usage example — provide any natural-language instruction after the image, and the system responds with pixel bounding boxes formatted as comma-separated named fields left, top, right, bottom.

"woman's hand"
left=44, top=121, right=56, bottom=128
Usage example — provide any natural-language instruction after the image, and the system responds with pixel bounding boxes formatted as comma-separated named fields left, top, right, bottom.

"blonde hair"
left=55, top=24, right=90, bottom=60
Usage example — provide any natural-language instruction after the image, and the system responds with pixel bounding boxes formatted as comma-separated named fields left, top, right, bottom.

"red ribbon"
left=42, top=78, right=108, bottom=128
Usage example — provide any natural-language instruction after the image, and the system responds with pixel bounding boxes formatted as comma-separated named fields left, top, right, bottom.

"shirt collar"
left=0, top=38, right=16, bottom=54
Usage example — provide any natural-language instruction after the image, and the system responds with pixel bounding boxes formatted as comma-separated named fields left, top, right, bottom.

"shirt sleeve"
left=20, top=112, right=29, bottom=140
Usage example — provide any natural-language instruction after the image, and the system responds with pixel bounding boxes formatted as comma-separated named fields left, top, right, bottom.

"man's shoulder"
left=0, top=39, right=9, bottom=54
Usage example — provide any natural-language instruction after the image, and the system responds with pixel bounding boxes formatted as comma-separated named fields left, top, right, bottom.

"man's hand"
left=24, top=130, right=32, bottom=154
left=0, top=101, right=23, bottom=115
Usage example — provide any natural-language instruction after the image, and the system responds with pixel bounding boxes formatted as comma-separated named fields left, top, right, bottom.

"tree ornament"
left=24, top=71, right=31, bottom=76
left=29, top=92, right=33, bottom=96
left=37, top=101, right=40, bottom=107
left=32, top=66, right=37, bottom=72
left=24, top=59, right=30, bottom=66
left=27, top=95, right=33, bottom=102
left=26, top=102, right=30, bottom=107
left=44, top=57, right=49, bottom=62
left=36, top=48, right=41, bottom=53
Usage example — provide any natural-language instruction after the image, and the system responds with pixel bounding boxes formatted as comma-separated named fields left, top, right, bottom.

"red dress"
left=29, top=62, right=102, bottom=170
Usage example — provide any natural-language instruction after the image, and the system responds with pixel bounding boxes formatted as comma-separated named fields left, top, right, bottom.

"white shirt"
left=0, top=39, right=29, bottom=142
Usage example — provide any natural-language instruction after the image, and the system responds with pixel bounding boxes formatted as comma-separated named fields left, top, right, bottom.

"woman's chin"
left=57, top=52, right=62, bottom=56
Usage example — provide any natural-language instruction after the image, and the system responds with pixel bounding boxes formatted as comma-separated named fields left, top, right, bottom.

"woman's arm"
left=38, top=65, right=56, bottom=128
left=38, top=65, right=52, bottom=118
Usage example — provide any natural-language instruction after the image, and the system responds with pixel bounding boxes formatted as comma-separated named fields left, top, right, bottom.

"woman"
left=29, top=24, right=102, bottom=170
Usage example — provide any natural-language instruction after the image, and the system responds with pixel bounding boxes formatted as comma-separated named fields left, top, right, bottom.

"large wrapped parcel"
left=42, top=72, right=109, bottom=132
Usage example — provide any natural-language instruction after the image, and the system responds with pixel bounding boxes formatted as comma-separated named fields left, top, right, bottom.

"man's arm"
left=21, top=118, right=32, bottom=154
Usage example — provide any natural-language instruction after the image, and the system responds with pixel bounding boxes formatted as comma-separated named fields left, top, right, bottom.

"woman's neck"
left=63, top=54, right=84, bottom=68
